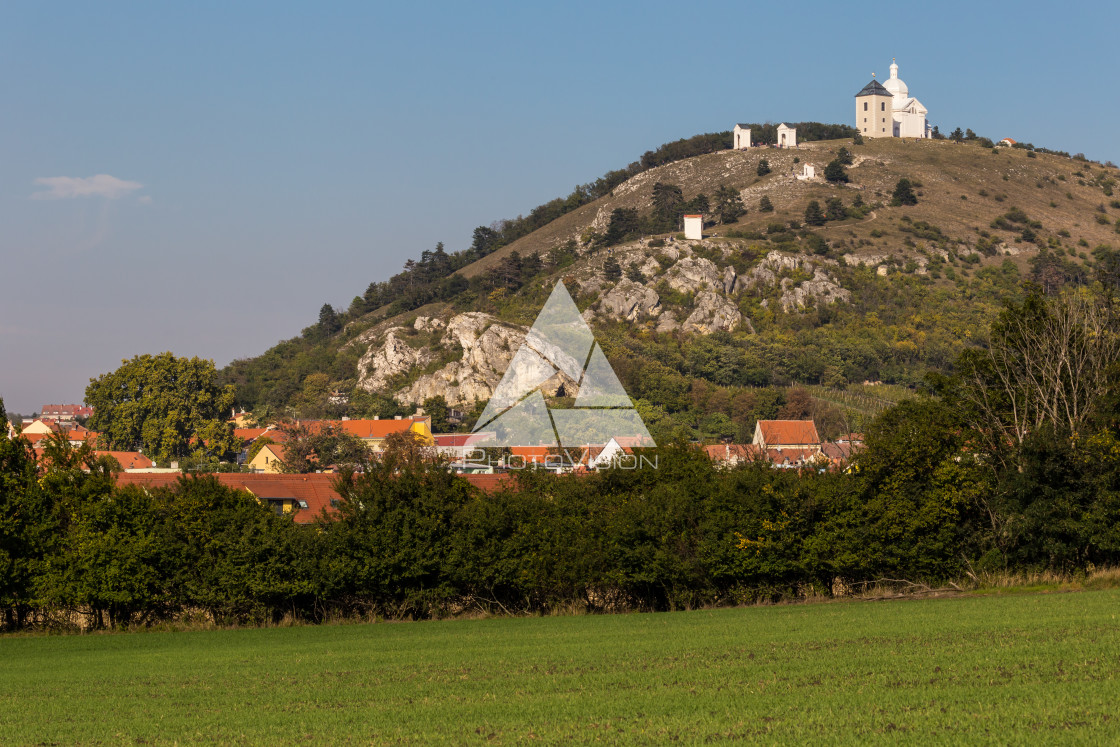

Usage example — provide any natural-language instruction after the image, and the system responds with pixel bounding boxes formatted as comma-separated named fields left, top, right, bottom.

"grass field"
left=3, top=590, right=1120, bottom=744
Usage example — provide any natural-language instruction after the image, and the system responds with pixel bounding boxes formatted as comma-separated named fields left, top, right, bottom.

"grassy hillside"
left=5, top=588, right=1120, bottom=742
left=221, top=134, right=1120, bottom=439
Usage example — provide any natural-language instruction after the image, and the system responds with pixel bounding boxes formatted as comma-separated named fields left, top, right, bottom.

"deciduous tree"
left=86, top=353, right=237, bottom=463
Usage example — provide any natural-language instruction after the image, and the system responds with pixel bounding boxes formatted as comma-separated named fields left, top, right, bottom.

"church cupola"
left=883, top=57, right=908, bottom=99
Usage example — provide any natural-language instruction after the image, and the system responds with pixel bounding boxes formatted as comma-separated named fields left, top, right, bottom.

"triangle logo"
left=472, top=280, right=655, bottom=448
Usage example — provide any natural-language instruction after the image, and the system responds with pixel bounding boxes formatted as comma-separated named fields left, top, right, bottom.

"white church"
left=855, top=59, right=930, bottom=139
left=733, top=59, right=929, bottom=149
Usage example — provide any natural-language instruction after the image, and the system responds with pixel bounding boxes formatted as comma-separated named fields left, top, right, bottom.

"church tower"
left=854, top=74, right=894, bottom=138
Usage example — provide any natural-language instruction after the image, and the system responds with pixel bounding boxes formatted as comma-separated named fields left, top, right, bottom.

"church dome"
left=883, top=59, right=908, bottom=98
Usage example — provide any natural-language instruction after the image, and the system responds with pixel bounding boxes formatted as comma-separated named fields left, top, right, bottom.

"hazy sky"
left=2, top=1, right=1117, bottom=414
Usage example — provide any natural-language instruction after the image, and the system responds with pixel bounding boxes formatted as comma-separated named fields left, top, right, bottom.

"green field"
left=3, top=590, right=1120, bottom=744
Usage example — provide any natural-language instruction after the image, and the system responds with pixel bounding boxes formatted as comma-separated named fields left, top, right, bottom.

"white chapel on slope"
left=855, top=58, right=930, bottom=139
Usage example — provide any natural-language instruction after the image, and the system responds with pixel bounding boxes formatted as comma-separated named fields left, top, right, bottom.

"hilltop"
left=222, top=133, right=1120, bottom=442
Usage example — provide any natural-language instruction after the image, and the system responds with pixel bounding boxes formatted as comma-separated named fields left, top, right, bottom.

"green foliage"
left=86, top=352, right=237, bottom=463
left=756, top=159, right=771, bottom=177
left=804, top=200, right=825, bottom=226
left=891, top=178, right=918, bottom=206
left=835, top=146, right=853, bottom=165
left=603, top=256, right=622, bottom=281
left=758, top=195, right=774, bottom=213
left=714, top=184, right=745, bottom=224
left=824, top=159, right=849, bottom=183
left=275, top=422, right=372, bottom=473
left=825, top=197, right=847, bottom=222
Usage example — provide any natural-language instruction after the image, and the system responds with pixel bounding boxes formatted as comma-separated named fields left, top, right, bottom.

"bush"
left=759, top=196, right=774, bottom=213
left=824, top=159, right=849, bottom=183
left=891, top=178, right=918, bottom=206
left=757, top=159, right=771, bottom=177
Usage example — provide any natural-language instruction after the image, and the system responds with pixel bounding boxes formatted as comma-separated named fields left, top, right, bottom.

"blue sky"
left=2, top=1, right=1117, bottom=414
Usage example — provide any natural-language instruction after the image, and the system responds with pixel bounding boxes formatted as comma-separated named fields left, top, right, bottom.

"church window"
left=881, top=102, right=885, bottom=111
left=863, top=102, right=868, bottom=111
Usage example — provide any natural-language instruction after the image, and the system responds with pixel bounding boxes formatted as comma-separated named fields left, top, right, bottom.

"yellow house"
left=248, top=442, right=287, bottom=474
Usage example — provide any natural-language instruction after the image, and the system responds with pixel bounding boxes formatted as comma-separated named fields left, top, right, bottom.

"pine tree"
left=759, top=195, right=774, bottom=213
left=804, top=200, right=826, bottom=226
left=714, top=184, right=745, bottom=224
left=603, top=255, right=622, bottom=281
left=824, top=159, right=849, bottom=183
left=825, top=197, right=847, bottom=222
left=757, top=159, right=771, bottom=177
left=892, top=178, right=918, bottom=206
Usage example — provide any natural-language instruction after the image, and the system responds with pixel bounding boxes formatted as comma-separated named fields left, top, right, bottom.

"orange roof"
left=115, top=473, right=341, bottom=524
left=337, top=418, right=428, bottom=438
left=96, top=451, right=154, bottom=470
left=510, top=446, right=550, bottom=463
left=756, top=420, right=820, bottom=447
left=115, top=470, right=513, bottom=523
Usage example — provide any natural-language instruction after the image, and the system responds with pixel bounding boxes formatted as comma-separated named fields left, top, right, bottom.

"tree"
left=422, top=395, right=451, bottom=433
left=824, top=159, right=849, bottom=183
left=953, top=288, right=1120, bottom=459
left=626, top=262, right=646, bottom=283
left=804, top=200, right=826, bottom=226
left=759, top=196, right=774, bottom=213
left=835, top=147, right=853, bottom=166
left=714, top=184, right=745, bottom=224
left=930, top=125, right=943, bottom=140
left=891, top=178, right=918, bottom=206
left=318, top=304, right=340, bottom=336
left=951, top=127, right=964, bottom=142
left=602, top=208, right=643, bottom=247
left=86, top=353, right=237, bottom=463
left=757, top=159, right=771, bottom=177
left=603, top=255, right=622, bottom=281
left=825, top=197, right=847, bottom=222
left=651, top=182, right=684, bottom=228
left=853, top=131, right=864, bottom=145
left=276, top=421, right=372, bottom=473
left=687, top=193, right=710, bottom=215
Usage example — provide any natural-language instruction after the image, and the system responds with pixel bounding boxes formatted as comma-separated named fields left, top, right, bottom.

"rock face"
left=396, top=313, right=523, bottom=407
left=664, top=256, right=723, bottom=294
left=359, top=311, right=580, bottom=408
left=357, top=329, right=431, bottom=394
left=599, top=279, right=660, bottom=321
left=683, top=291, right=744, bottom=333
left=779, top=271, right=852, bottom=312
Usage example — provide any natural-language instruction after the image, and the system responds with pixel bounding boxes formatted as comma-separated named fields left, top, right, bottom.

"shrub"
left=757, top=159, right=771, bottom=177
left=891, top=178, right=918, bottom=206
left=759, top=196, right=774, bottom=213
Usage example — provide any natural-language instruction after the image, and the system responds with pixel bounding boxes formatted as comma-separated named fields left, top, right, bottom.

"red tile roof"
left=96, top=451, right=155, bottom=470
left=114, top=473, right=341, bottom=524
left=510, top=446, right=550, bottom=463
left=114, top=470, right=515, bottom=523
left=756, top=420, right=821, bottom=447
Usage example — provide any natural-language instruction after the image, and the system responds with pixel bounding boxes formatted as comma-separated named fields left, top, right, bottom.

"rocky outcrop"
left=683, top=291, right=744, bottom=333
left=779, top=271, right=852, bottom=312
left=664, top=256, right=722, bottom=294
left=396, top=313, right=523, bottom=406
left=413, top=316, right=446, bottom=333
left=599, top=279, right=660, bottom=321
left=655, top=310, right=680, bottom=333
left=357, top=329, right=431, bottom=394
